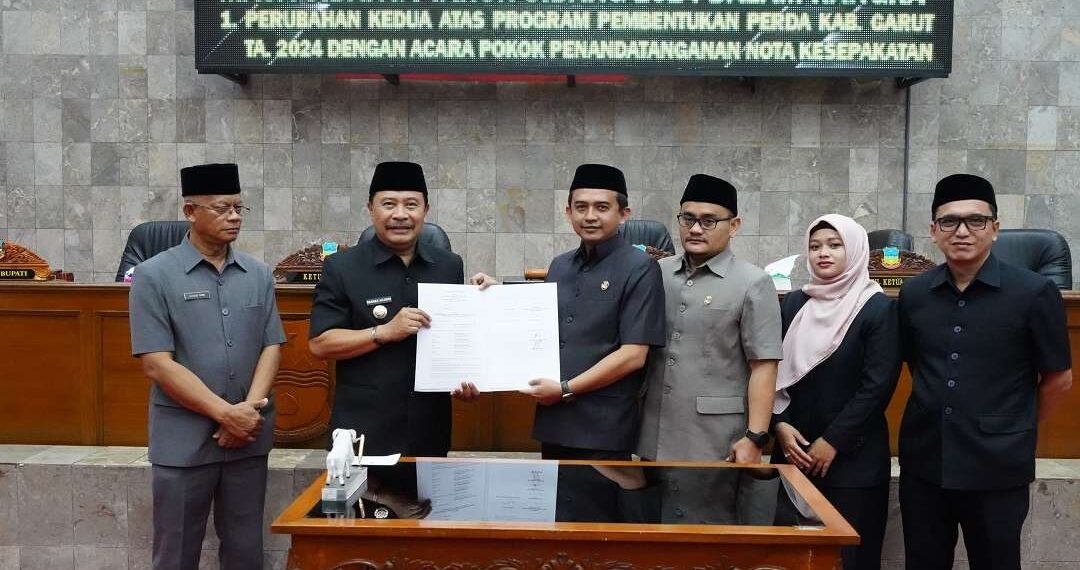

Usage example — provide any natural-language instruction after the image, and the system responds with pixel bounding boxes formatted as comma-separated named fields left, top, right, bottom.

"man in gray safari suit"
left=129, top=163, right=286, bottom=570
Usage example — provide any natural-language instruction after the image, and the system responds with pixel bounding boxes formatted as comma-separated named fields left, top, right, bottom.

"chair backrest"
left=992, top=229, right=1073, bottom=290
left=115, top=221, right=190, bottom=281
left=357, top=222, right=453, bottom=252
left=867, top=229, right=914, bottom=252
left=619, top=219, right=676, bottom=255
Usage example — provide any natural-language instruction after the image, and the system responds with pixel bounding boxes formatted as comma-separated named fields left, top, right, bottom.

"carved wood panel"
left=0, top=241, right=51, bottom=280
left=274, top=317, right=333, bottom=444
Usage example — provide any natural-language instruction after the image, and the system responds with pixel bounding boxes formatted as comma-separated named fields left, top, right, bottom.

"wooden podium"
left=273, top=459, right=857, bottom=570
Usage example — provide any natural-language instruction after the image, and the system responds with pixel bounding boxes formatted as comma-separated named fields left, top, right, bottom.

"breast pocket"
left=581, top=293, right=620, bottom=343
left=702, top=305, right=740, bottom=357
left=236, top=304, right=267, bottom=344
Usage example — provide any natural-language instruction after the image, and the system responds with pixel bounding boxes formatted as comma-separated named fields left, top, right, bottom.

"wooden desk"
left=272, top=460, right=857, bottom=570
left=1, top=283, right=1078, bottom=457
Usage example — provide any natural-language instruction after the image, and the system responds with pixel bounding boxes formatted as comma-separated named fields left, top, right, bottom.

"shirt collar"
left=676, top=247, right=734, bottom=278
left=573, top=235, right=623, bottom=265
left=178, top=235, right=246, bottom=274
left=369, top=235, right=434, bottom=266
left=931, top=252, right=1001, bottom=290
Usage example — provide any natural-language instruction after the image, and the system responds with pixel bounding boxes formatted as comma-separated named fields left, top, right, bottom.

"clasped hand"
left=213, top=398, right=268, bottom=449
left=774, top=422, right=837, bottom=478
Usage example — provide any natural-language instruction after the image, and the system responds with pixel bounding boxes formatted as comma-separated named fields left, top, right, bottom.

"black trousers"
left=899, top=473, right=1029, bottom=570
left=776, top=482, right=888, bottom=570
left=541, top=443, right=658, bottom=523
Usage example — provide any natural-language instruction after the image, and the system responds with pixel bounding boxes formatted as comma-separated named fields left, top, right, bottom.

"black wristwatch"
left=745, top=429, right=771, bottom=448
left=560, top=380, right=576, bottom=403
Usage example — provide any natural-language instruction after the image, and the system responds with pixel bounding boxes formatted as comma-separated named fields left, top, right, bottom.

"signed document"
left=416, top=459, right=558, bottom=523
left=415, top=283, right=560, bottom=392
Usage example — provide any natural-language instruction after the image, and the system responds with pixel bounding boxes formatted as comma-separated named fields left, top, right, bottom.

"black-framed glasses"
left=676, top=213, right=734, bottom=230
left=190, top=203, right=251, bottom=217
left=934, top=214, right=995, bottom=232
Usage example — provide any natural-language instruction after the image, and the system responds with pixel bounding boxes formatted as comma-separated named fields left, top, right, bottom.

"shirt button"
left=953, top=325, right=962, bottom=334
left=663, top=385, right=672, bottom=395
left=950, top=352, right=959, bottom=361
left=226, top=339, right=234, bottom=347
left=221, top=308, right=229, bottom=317
left=672, top=331, right=681, bottom=340
left=958, top=300, right=966, bottom=308
left=944, top=406, right=953, bottom=415
left=667, top=357, right=676, bottom=367
left=679, top=304, right=686, bottom=313
left=228, top=371, right=235, bottom=379
left=674, top=507, right=684, bottom=517
left=583, top=266, right=591, bottom=273
left=405, top=277, right=413, bottom=283
left=947, top=379, right=957, bottom=388
left=566, top=316, right=574, bottom=324
left=217, top=279, right=224, bottom=286
left=686, top=279, right=694, bottom=287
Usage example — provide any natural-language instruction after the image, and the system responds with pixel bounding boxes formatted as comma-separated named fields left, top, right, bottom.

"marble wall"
left=0, top=0, right=1078, bottom=287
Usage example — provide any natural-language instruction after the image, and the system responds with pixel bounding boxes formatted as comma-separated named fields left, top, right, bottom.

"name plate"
left=282, top=271, right=323, bottom=284
left=868, top=248, right=936, bottom=288
left=0, top=240, right=52, bottom=281
left=0, top=268, right=35, bottom=280
left=871, top=275, right=909, bottom=288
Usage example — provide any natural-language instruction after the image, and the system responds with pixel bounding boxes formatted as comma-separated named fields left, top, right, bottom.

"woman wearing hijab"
left=772, top=214, right=902, bottom=570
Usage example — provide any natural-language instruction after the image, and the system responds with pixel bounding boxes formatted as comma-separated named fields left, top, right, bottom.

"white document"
left=416, top=460, right=558, bottom=523
left=350, top=453, right=401, bottom=467
left=415, top=283, right=560, bottom=392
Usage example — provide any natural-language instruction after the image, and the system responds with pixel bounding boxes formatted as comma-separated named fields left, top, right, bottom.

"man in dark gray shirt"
left=129, top=163, right=286, bottom=570
left=525, top=163, right=666, bottom=522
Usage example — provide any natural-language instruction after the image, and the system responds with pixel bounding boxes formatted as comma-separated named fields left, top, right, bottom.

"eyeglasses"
left=189, top=203, right=251, bottom=217
left=676, top=213, right=734, bottom=230
left=934, top=214, right=995, bottom=232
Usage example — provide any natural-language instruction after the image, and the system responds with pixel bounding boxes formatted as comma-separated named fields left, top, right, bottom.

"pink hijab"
left=774, top=214, right=883, bottom=413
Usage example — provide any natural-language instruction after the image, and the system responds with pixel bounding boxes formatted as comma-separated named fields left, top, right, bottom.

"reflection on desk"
left=300, top=458, right=822, bottom=527
left=276, top=458, right=852, bottom=570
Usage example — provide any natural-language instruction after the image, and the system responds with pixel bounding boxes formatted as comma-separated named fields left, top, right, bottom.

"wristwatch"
left=560, top=380, right=576, bottom=403
left=745, top=429, right=771, bottom=448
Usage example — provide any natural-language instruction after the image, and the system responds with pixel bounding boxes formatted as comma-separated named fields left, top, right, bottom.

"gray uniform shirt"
left=637, top=248, right=783, bottom=460
left=129, top=236, right=286, bottom=467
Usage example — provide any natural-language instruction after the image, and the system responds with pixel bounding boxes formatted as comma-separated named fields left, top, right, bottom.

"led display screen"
left=196, top=0, right=952, bottom=77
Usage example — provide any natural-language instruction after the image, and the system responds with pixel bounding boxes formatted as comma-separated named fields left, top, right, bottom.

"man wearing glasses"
left=129, top=163, right=286, bottom=570
left=637, top=174, right=782, bottom=523
left=898, top=174, right=1072, bottom=570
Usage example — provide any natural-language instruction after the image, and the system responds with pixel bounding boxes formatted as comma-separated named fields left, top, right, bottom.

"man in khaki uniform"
left=638, top=174, right=782, bottom=524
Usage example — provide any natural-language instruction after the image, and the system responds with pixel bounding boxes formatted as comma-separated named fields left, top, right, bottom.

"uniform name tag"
left=183, top=291, right=210, bottom=301
left=365, top=296, right=391, bottom=306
